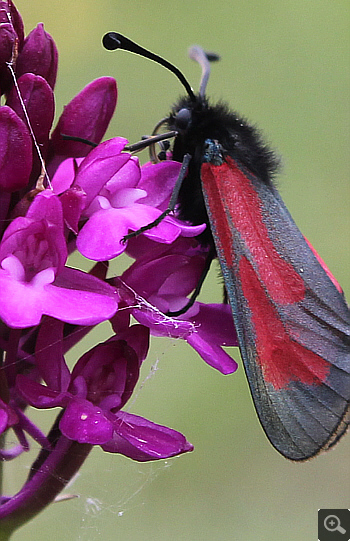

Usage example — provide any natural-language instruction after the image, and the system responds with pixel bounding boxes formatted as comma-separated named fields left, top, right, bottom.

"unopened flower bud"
left=16, top=23, right=58, bottom=89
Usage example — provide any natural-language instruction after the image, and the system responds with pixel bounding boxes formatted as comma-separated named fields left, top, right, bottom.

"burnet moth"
left=103, top=32, right=350, bottom=460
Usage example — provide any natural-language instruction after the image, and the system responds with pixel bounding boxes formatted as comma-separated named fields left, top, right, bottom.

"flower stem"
left=0, top=430, right=92, bottom=535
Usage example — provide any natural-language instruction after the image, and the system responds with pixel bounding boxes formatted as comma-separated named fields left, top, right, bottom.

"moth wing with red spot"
left=201, top=156, right=350, bottom=460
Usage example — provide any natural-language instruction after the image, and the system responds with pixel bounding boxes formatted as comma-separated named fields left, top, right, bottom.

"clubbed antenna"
left=103, top=32, right=197, bottom=102
left=188, top=46, right=220, bottom=97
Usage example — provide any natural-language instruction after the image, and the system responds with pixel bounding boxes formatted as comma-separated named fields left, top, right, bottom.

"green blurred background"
left=8, top=1, right=350, bottom=539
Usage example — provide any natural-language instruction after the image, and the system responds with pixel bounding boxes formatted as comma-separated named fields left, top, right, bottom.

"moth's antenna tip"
left=188, top=46, right=220, bottom=64
left=205, top=51, right=221, bottom=63
left=188, top=45, right=221, bottom=97
left=102, top=32, right=121, bottom=51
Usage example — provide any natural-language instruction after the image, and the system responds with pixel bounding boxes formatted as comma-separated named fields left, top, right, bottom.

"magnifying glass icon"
left=324, top=515, right=346, bottom=534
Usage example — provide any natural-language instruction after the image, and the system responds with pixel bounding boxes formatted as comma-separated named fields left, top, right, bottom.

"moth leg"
left=123, top=153, right=191, bottom=242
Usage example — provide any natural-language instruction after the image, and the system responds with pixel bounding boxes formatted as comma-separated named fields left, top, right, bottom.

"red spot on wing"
left=200, top=162, right=234, bottom=267
left=239, top=255, right=330, bottom=389
left=201, top=158, right=305, bottom=305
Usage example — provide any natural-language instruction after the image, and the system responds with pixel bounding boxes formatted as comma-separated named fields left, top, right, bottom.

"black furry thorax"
left=165, top=94, right=279, bottom=244
left=168, top=94, right=279, bottom=185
